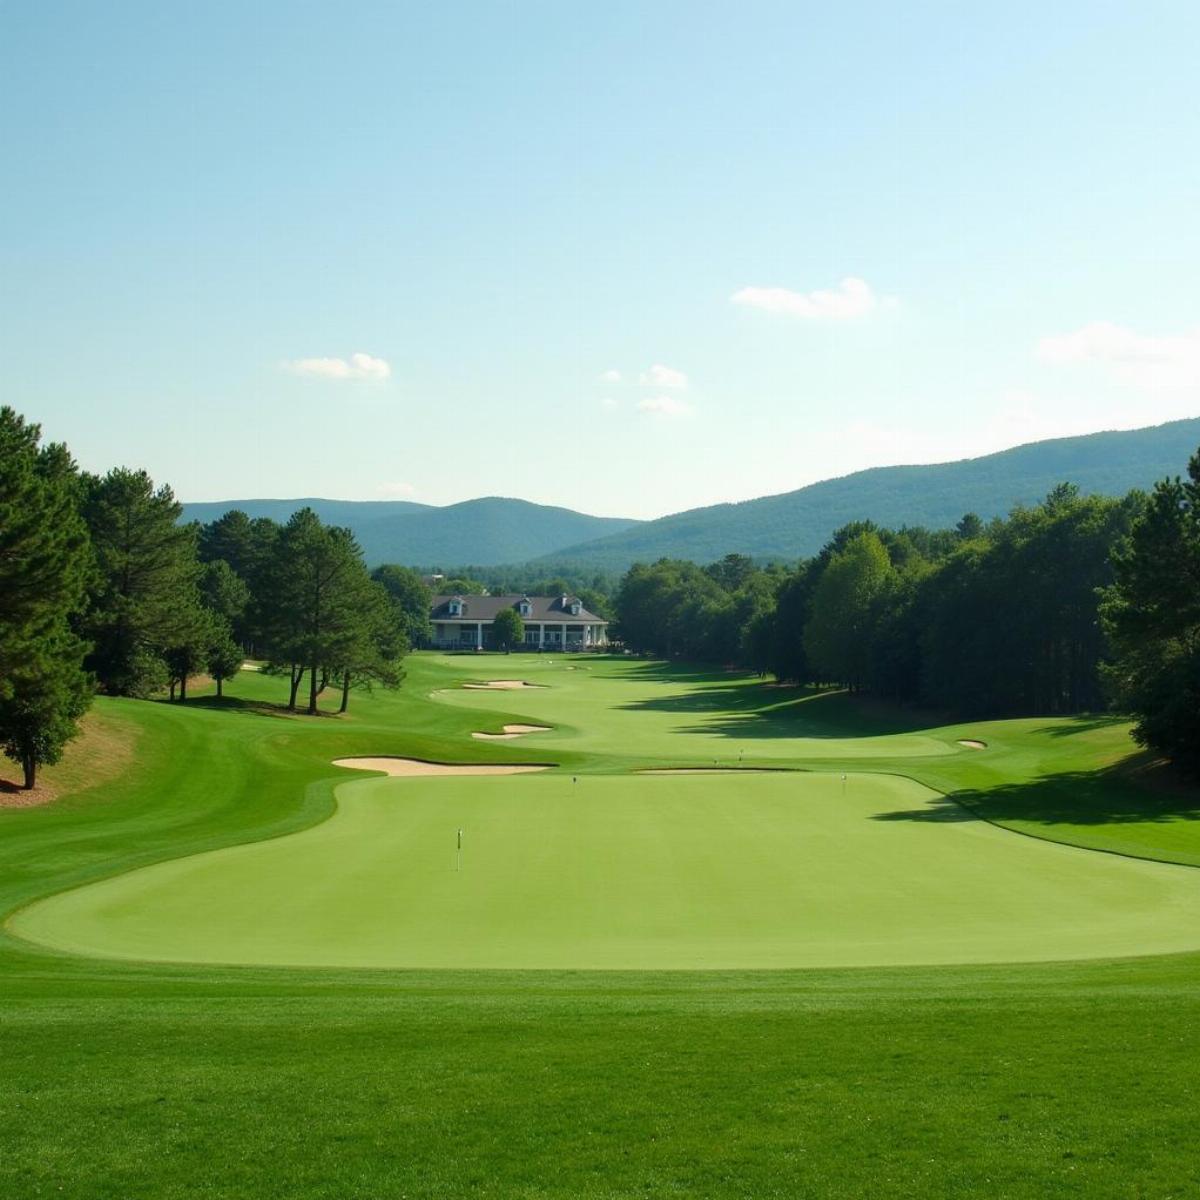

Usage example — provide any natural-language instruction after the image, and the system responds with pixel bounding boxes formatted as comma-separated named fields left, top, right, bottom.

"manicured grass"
left=18, top=769, right=1200, bottom=970
left=3, top=653, right=1200, bottom=1197
left=433, top=654, right=961, bottom=759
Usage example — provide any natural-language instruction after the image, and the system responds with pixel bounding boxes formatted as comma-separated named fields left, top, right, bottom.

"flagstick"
left=456, top=827, right=462, bottom=872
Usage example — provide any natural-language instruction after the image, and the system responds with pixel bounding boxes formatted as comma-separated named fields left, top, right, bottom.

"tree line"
left=3, top=401, right=1196, bottom=784
left=613, top=454, right=1200, bottom=775
left=0, top=407, right=413, bottom=787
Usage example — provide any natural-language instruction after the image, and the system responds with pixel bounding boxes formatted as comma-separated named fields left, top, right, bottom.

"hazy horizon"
left=177, top=412, right=1199, bottom=521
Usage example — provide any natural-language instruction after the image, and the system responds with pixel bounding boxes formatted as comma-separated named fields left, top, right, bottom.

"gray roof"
left=430, top=594, right=607, bottom=624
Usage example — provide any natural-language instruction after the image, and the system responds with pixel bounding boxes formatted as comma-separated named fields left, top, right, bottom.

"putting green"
left=15, top=771, right=1200, bottom=969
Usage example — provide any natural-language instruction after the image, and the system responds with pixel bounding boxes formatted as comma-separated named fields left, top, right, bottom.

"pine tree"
left=207, top=633, right=243, bottom=699
left=0, top=633, right=93, bottom=789
left=82, top=468, right=203, bottom=696
left=0, top=408, right=94, bottom=788
left=331, top=579, right=407, bottom=713
left=262, top=511, right=379, bottom=714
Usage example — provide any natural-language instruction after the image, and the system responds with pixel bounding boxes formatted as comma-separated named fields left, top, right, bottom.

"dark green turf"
left=3, top=655, right=1200, bottom=1198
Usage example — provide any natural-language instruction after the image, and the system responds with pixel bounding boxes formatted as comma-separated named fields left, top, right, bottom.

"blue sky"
left=3, top=1, right=1199, bottom=518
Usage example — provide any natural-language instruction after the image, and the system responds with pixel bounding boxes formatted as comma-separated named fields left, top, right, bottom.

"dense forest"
left=1, top=403, right=1197, bottom=785
left=537, top=417, right=1200, bottom=568
left=0, top=407, right=417, bottom=787
left=610, top=457, right=1200, bottom=773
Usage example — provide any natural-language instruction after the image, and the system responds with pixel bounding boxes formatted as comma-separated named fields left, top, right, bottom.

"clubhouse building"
left=428, top=594, right=609, bottom=651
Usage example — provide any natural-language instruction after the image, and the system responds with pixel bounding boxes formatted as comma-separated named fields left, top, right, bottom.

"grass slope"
left=3, top=654, right=1200, bottom=1198
left=540, top=416, right=1200, bottom=566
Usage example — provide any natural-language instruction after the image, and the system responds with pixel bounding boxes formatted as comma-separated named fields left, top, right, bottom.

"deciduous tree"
left=491, top=607, right=524, bottom=653
left=1103, top=449, right=1200, bottom=773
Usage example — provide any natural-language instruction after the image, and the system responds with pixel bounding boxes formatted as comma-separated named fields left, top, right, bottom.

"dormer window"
left=518, top=596, right=532, bottom=618
left=448, top=596, right=464, bottom=617
left=570, top=601, right=581, bottom=616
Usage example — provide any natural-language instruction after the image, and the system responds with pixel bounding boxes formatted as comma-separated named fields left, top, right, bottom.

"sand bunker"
left=957, top=739, right=988, bottom=750
left=461, top=680, right=546, bottom=690
left=333, top=757, right=548, bottom=777
left=472, top=724, right=552, bottom=741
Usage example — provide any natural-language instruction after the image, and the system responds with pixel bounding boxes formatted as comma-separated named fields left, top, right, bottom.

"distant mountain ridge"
left=179, top=495, right=641, bottom=567
left=536, top=417, right=1200, bottom=568
left=183, top=417, right=1200, bottom=570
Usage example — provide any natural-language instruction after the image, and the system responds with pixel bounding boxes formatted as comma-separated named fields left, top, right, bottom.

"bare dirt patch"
left=957, top=739, right=988, bottom=750
left=333, top=757, right=549, bottom=777
left=472, top=724, right=552, bottom=741
left=0, top=709, right=139, bottom=809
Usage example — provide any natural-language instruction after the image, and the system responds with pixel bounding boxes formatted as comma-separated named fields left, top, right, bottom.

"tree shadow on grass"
left=874, top=760, right=1200, bottom=828
left=1027, top=715, right=1130, bottom=738
left=156, top=695, right=321, bottom=720
left=617, top=685, right=945, bottom=741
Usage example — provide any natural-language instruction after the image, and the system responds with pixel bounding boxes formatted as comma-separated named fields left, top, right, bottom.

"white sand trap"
left=240, top=662, right=262, bottom=672
left=333, top=757, right=548, bottom=777
left=472, top=724, right=552, bottom=740
left=461, top=680, right=546, bottom=690
left=958, top=739, right=988, bottom=750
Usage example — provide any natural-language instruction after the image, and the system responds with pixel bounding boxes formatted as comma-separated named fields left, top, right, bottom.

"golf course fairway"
left=16, top=769, right=1200, bottom=969
left=7, top=654, right=1200, bottom=1199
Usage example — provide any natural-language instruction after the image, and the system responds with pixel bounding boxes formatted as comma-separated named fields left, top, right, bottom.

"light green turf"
left=431, top=654, right=963, bottom=759
left=17, top=769, right=1200, bottom=969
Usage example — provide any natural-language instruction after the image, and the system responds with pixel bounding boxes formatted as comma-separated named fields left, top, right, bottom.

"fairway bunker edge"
left=332, top=757, right=551, bottom=776
left=472, top=724, right=553, bottom=740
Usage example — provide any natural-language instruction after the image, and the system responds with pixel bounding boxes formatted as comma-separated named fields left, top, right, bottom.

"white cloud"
left=639, top=363, right=689, bottom=389
left=377, top=481, right=416, bottom=498
left=282, top=352, right=391, bottom=381
left=599, top=369, right=623, bottom=384
left=637, top=395, right=693, bottom=418
left=1037, top=321, right=1200, bottom=390
left=600, top=396, right=619, bottom=409
left=730, top=276, right=883, bottom=320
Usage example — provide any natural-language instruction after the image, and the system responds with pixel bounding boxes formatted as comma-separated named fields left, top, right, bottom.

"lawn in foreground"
left=16, top=770, right=1200, bottom=969
left=5, top=654, right=1200, bottom=1198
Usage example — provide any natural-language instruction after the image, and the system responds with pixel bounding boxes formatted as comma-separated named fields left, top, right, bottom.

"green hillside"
left=180, top=495, right=640, bottom=566
left=179, top=497, right=432, bottom=525
left=181, top=419, right=1200, bottom=570
left=540, top=417, right=1200, bottom=567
